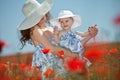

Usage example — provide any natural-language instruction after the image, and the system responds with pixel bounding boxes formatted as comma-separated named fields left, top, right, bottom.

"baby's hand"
left=54, top=26, right=59, bottom=35
left=88, top=24, right=98, bottom=37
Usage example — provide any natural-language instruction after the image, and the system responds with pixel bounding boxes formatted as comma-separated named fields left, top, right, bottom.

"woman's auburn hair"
left=20, top=12, right=51, bottom=49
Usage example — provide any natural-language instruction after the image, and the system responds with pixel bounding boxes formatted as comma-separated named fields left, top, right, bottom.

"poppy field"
left=0, top=42, right=120, bottom=80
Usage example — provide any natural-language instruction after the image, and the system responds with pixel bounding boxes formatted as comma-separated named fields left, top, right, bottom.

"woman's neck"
left=37, top=23, right=46, bottom=29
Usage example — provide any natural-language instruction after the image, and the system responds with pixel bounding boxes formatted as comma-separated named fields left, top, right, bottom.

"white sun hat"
left=50, top=10, right=82, bottom=29
left=17, top=0, right=53, bottom=30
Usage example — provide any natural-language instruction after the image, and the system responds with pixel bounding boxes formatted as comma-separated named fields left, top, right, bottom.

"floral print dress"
left=59, top=30, right=84, bottom=54
left=59, top=30, right=91, bottom=67
left=32, top=41, right=66, bottom=77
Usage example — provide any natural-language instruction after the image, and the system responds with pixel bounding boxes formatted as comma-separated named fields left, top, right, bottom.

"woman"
left=17, top=0, right=79, bottom=77
left=17, top=0, right=98, bottom=79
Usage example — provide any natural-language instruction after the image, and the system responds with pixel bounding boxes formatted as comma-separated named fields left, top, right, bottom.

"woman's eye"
left=60, top=21, right=63, bottom=24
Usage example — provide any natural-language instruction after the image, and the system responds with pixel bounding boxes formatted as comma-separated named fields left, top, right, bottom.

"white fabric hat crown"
left=50, top=10, right=82, bottom=29
left=17, top=0, right=53, bottom=30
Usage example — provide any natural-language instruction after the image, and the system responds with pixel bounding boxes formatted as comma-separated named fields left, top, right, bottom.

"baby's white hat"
left=50, top=10, right=82, bottom=29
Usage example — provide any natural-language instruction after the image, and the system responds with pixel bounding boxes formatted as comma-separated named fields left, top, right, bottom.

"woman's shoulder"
left=47, top=26, right=53, bottom=30
left=46, top=26, right=54, bottom=34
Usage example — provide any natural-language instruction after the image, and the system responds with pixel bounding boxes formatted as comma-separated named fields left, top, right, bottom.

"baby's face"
left=59, top=17, right=74, bottom=31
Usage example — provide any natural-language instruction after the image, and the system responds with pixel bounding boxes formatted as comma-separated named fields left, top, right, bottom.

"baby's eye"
left=66, top=20, right=69, bottom=22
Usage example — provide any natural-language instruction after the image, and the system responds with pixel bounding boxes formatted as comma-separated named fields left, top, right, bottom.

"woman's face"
left=59, top=17, right=74, bottom=31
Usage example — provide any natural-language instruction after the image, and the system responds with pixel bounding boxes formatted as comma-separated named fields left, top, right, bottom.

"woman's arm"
left=33, top=27, right=77, bottom=57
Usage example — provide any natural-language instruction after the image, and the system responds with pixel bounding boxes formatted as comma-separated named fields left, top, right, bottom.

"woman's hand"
left=53, top=26, right=59, bottom=35
left=88, top=24, right=98, bottom=38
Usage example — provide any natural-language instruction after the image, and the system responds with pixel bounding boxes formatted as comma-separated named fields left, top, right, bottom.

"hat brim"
left=50, top=15, right=82, bottom=29
left=17, top=0, right=53, bottom=30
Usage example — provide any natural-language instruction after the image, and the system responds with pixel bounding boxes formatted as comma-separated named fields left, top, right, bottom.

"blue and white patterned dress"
left=59, top=30, right=91, bottom=67
left=32, top=40, right=66, bottom=77
left=59, top=30, right=84, bottom=54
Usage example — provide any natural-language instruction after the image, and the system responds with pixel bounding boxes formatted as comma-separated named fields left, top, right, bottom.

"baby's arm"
left=75, top=24, right=98, bottom=37
left=53, top=26, right=60, bottom=44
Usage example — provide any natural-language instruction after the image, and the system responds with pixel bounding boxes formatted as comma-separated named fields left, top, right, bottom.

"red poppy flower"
left=0, top=63, right=7, bottom=74
left=85, top=49, right=104, bottom=63
left=0, top=40, right=9, bottom=53
left=41, top=48, right=50, bottom=54
left=114, top=14, right=120, bottom=25
left=55, top=50, right=64, bottom=59
left=43, top=68, right=55, bottom=78
left=0, top=40, right=6, bottom=53
left=66, top=57, right=85, bottom=73
left=0, top=40, right=7, bottom=47
left=18, top=63, right=25, bottom=70
left=109, top=48, right=118, bottom=54
left=34, top=66, right=39, bottom=69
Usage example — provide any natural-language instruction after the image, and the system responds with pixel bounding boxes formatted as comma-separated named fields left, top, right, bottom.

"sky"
left=0, top=0, right=120, bottom=56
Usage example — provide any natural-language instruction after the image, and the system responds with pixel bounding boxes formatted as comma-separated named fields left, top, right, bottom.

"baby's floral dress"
left=59, top=30, right=91, bottom=67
